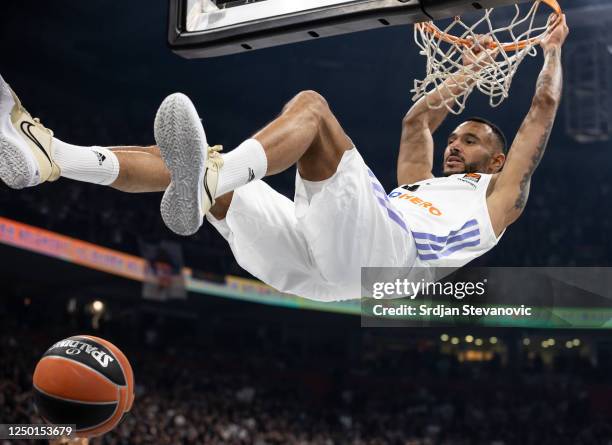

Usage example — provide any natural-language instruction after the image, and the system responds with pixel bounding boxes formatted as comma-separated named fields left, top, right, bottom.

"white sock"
left=53, top=138, right=120, bottom=186
left=216, top=139, right=267, bottom=197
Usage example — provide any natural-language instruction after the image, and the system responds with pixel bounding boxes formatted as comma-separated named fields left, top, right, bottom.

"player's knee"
left=286, top=90, right=330, bottom=119
left=295, top=90, right=328, bottom=106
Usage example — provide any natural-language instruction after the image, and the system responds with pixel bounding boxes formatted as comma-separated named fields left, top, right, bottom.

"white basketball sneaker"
left=0, top=74, right=61, bottom=189
left=154, top=93, right=223, bottom=236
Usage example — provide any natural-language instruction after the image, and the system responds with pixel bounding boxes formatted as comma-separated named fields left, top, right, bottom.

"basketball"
left=33, top=336, right=135, bottom=438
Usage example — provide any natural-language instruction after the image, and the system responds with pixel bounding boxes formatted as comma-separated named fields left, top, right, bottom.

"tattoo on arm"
left=536, top=47, right=562, bottom=99
left=512, top=47, right=562, bottom=210
left=514, top=121, right=554, bottom=210
left=536, top=74, right=553, bottom=91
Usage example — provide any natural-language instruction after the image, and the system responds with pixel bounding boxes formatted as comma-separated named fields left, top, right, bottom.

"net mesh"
left=412, top=1, right=556, bottom=115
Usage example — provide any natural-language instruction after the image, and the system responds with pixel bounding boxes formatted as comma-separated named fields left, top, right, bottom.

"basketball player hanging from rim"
left=0, top=14, right=569, bottom=301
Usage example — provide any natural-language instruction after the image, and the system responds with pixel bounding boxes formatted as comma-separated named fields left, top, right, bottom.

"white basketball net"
left=412, top=1, right=556, bottom=115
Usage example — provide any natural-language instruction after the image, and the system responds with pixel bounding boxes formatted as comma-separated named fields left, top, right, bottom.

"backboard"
left=168, top=0, right=529, bottom=59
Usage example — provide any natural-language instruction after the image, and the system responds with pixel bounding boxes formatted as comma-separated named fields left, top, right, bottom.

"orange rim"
left=417, top=0, right=562, bottom=52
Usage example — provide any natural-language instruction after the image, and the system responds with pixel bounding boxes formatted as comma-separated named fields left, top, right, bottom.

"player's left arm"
left=487, top=14, right=569, bottom=237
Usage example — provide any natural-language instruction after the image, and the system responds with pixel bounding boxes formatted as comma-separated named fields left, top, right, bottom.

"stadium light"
left=465, top=335, right=474, bottom=343
left=489, top=337, right=498, bottom=345
left=92, top=300, right=105, bottom=313
left=451, top=337, right=460, bottom=345
left=440, top=334, right=449, bottom=342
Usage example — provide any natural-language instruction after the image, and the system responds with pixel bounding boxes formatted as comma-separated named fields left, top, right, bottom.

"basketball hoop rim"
left=416, top=0, right=562, bottom=52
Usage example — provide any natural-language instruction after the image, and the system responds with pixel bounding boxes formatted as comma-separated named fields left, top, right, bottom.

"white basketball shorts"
left=206, top=148, right=417, bottom=301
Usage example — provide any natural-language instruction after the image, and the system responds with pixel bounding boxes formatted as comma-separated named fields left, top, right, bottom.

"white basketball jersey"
left=388, top=173, right=503, bottom=267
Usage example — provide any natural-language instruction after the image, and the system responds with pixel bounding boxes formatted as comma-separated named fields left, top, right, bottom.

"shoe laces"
left=207, top=145, right=224, bottom=169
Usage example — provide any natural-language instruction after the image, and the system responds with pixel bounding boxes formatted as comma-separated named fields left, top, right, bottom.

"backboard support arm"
left=168, top=0, right=531, bottom=59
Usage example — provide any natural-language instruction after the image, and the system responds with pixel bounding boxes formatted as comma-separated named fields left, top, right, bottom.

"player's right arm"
left=397, top=37, right=496, bottom=185
left=397, top=89, right=448, bottom=185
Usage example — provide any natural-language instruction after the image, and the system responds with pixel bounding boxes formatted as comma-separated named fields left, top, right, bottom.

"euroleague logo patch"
left=458, top=173, right=481, bottom=188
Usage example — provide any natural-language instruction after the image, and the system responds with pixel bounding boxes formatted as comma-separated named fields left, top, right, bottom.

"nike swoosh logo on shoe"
left=203, top=168, right=214, bottom=205
left=20, top=121, right=52, bottom=166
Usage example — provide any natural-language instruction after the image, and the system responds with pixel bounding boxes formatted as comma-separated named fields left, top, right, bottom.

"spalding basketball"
left=33, top=335, right=134, bottom=438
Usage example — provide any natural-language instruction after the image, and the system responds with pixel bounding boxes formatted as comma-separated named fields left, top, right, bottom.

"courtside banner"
left=0, top=217, right=358, bottom=314
left=361, top=267, right=612, bottom=329
left=0, top=216, right=146, bottom=281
